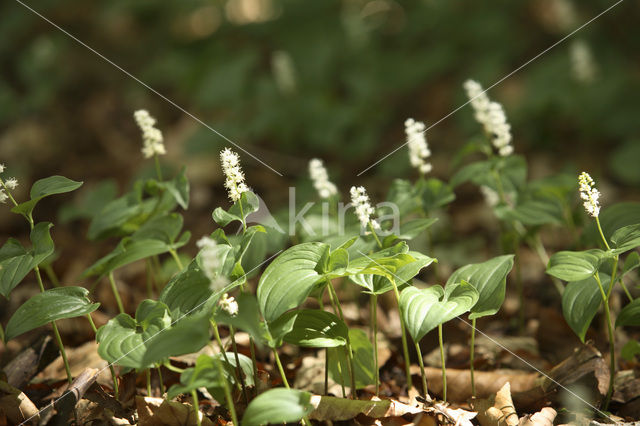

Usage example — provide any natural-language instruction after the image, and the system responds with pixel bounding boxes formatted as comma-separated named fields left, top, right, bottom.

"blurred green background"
left=1, top=0, right=639, bottom=235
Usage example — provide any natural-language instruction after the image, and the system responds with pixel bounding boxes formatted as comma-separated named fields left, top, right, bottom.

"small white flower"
left=350, top=186, right=380, bottom=230
left=4, top=178, right=18, bottom=190
left=480, top=185, right=500, bottom=207
left=309, top=159, right=338, bottom=199
left=0, top=189, right=7, bottom=204
left=196, top=236, right=230, bottom=291
left=464, top=80, right=513, bottom=157
left=134, top=110, right=166, bottom=159
left=404, top=118, right=432, bottom=175
left=0, top=164, right=5, bottom=173
left=220, top=148, right=250, bottom=202
left=578, top=172, right=600, bottom=217
left=570, top=39, right=596, bottom=84
left=219, top=293, right=239, bottom=316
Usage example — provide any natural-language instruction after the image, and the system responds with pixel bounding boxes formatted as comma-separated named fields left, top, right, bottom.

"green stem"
left=438, top=324, right=447, bottom=403
left=43, top=264, right=60, bottom=288
left=594, top=273, right=614, bottom=410
left=157, top=366, right=164, bottom=395
left=146, top=369, right=152, bottom=397
left=470, top=319, right=476, bottom=398
left=414, top=341, right=428, bottom=399
left=229, top=325, right=249, bottom=404
left=324, top=349, right=329, bottom=396
left=327, top=281, right=357, bottom=398
left=191, top=390, right=202, bottom=426
left=35, top=266, right=72, bottom=384
left=595, top=217, right=611, bottom=251
left=87, top=314, right=119, bottom=398
left=368, top=221, right=383, bottom=248
left=371, top=294, right=379, bottom=396
left=211, top=321, right=241, bottom=390
left=215, top=356, right=238, bottom=425
left=108, top=272, right=125, bottom=314
left=272, top=348, right=290, bottom=388
left=154, top=154, right=163, bottom=181
left=238, top=200, right=247, bottom=233
left=169, top=249, right=184, bottom=270
left=249, top=338, right=260, bottom=395
left=163, top=361, right=185, bottom=374
left=389, top=278, right=413, bottom=393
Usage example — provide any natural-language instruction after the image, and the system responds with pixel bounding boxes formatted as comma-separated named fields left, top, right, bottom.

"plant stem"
left=215, top=356, right=239, bottom=425
left=211, top=321, right=241, bottom=391
left=229, top=325, right=249, bottom=404
left=324, top=349, right=329, bottom=395
left=272, top=348, right=290, bottom=388
left=108, top=272, right=125, bottom=314
left=249, top=338, right=260, bottom=394
left=87, top=314, right=119, bottom=398
left=371, top=293, right=379, bottom=396
left=595, top=217, right=611, bottom=251
left=34, top=266, right=72, bottom=384
left=414, top=341, right=428, bottom=399
left=146, top=369, right=152, bottom=397
left=470, top=319, right=476, bottom=398
left=438, top=324, right=447, bottom=402
left=154, top=155, right=163, bottom=181
left=327, top=281, right=357, bottom=398
left=43, top=263, right=60, bottom=288
left=389, top=278, right=413, bottom=393
left=191, top=390, right=202, bottom=426
left=368, top=221, right=383, bottom=249
left=169, top=248, right=184, bottom=270
left=594, top=273, right=615, bottom=410
left=238, top=201, right=247, bottom=232
left=157, top=366, right=164, bottom=395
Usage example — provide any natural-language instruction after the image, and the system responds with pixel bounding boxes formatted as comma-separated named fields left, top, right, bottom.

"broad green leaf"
left=616, top=298, right=640, bottom=328
left=160, top=259, right=212, bottom=318
left=622, top=252, right=640, bottom=277
left=562, top=274, right=611, bottom=342
left=400, top=282, right=479, bottom=342
left=343, top=242, right=415, bottom=281
left=621, top=340, right=640, bottom=361
left=215, top=293, right=268, bottom=345
left=0, top=222, right=54, bottom=298
left=167, top=354, right=224, bottom=399
left=11, top=176, right=83, bottom=218
left=396, top=218, right=438, bottom=240
left=496, top=199, right=564, bottom=226
left=4, top=287, right=99, bottom=341
left=350, top=251, right=434, bottom=295
left=130, top=213, right=185, bottom=244
left=281, top=310, right=348, bottom=348
left=212, top=191, right=259, bottom=227
left=257, top=242, right=328, bottom=323
left=151, top=167, right=189, bottom=209
left=584, top=202, right=640, bottom=245
left=242, top=388, right=313, bottom=426
left=418, top=177, right=455, bottom=211
left=446, top=255, right=514, bottom=319
left=451, top=161, right=491, bottom=188
left=611, top=223, right=640, bottom=255
left=328, top=329, right=375, bottom=389
left=546, top=250, right=604, bottom=282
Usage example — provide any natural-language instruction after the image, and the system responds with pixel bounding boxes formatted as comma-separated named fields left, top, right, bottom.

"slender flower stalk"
left=220, top=148, right=249, bottom=203
left=134, top=110, right=166, bottom=160
left=309, top=159, right=338, bottom=199
left=404, top=118, right=432, bottom=175
left=463, top=80, right=513, bottom=157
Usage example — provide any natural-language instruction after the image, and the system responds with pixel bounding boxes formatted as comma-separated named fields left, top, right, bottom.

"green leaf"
left=611, top=223, right=640, bottom=255
left=418, top=177, right=455, bottom=211
left=350, top=251, right=434, bottom=295
left=4, top=287, right=99, bottom=341
left=446, top=255, right=514, bottom=319
left=167, top=354, right=224, bottom=399
left=451, top=161, right=491, bottom=188
left=130, top=213, right=185, bottom=244
left=384, top=179, right=422, bottom=217
left=586, top=202, right=640, bottom=244
left=160, top=259, right=213, bottom=318
left=281, top=310, right=348, bottom=348
left=344, top=242, right=415, bottom=281
left=622, top=252, right=640, bottom=277
left=396, top=218, right=438, bottom=240
left=155, top=167, right=189, bottom=209
left=621, top=340, right=640, bottom=361
left=616, top=298, right=640, bottom=328
left=212, top=191, right=259, bottom=227
left=562, top=274, right=611, bottom=342
left=242, top=388, right=313, bottom=426
left=257, top=242, right=328, bottom=323
left=497, top=199, right=564, bottom=226
left=0, top=222, right=54, bottom=298
left=215, top=293, right=269, bottom=345
left=328, top=329, right=375, bottom=388
left=546, top=250, right=604, bottom=282
left=11, top=176, right=83, bottom=218
left=400, top=282, right=479, bottom=342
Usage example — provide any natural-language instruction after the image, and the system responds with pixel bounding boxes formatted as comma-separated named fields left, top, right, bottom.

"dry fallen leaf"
left=136, top=396, right=213, bottom=426
left=518, top=407, right=556, bottom=426
left=475, top=382, right=518, bottom=426
left=0, top=380, right=40, bottom=425
left=308, top=395, right=423, bottom=421
left=34, top=341, right=114, bottom=388
left=427, top=402, right=477, bottom=426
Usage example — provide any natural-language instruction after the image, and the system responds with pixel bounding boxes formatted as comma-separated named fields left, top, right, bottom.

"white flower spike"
left=0, top=189, right=7, bottom=204
left=404, top=118, right=432, bottom=175
left=219, top=293, right=239, bottom=316
left=578, top=172, right=600, bottom=217
left=220, top=148, right=250, bottom=202
left=196, top=236, right=230, bottom=291
left=309, top=158, right=338, bottom=199
left=134, top=110, right=166, bottom=159
left=4, top=177, right=18, bottom=190
left=350, top=186, right=380, bottom=230
left=463, top=80, right=513, bottom=157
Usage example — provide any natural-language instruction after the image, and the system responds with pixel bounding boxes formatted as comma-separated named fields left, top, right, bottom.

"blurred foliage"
left=0, top=0, right=639, bottom=187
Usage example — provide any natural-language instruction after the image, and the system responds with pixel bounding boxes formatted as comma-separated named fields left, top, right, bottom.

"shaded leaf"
left=328, top=329, right=375, bottom=388
left=562, top=274, right=611, bottom=342
left=616, top=298, right=640, bottom=328
left=611, top=223, right=640, bottom=255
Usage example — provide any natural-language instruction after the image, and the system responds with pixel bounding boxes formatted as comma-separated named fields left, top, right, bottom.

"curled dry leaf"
left=518, top=407, right=556, bottom=426
left=427, top=402, right=477, bottom=426
left=0, top=380, right=40, bottom=424
left=308, top=395, right=422, bottom=421
left=136, top=396, right=213, bottom=426
left=474, top=382, right=519, bottom=426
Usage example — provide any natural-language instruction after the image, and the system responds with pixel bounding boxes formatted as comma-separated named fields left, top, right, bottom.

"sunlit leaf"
left=242, top=388, right=313, bottom=426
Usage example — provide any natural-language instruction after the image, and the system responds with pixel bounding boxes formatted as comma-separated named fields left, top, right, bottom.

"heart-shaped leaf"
left=257, top=242, right=329, bottom=323
left=446, top=255, right=514, bottom=319
left=242, top=388, right=313, bottom=426
left=350, top=251, right=434, bottom=295
left=400, top=282, right=479, bottom=342
left=4, top=286, right=99, bottom=341
left=281, top=309, right=348, bottom=348
left=611, top=223, right=640, bottom=255
left=616, top=298, right=640, bottom=328
left=546, top=250, right=605, bottom=282
left=562, top=274, right=611, bottom=342
left=327, top=328, right=375, bottom=389
left=11, top=176, right=83, bottom=218
left=0, top=222, right=54, bottom=297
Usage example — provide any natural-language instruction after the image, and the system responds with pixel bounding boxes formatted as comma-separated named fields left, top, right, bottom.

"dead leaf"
left=518, top=407, right=556, bottom=425
left=0, top=379, right=40, bottom=425
left=474, top=382, right=518, bottom=426
left=136, top=396, right=213, bottom=426
left=426, top=402, right=477, bottom=426
left=34, top=341, right=114, bottom=388
left=308, top=395, right=423, bottom=421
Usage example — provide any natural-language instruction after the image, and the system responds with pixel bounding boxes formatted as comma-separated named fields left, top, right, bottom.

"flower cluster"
left=350, top=186, right=380, bottom=229
left=404, top=118, right=432, bottom=175
left=220, top=148, right=250, bottom=202
left=196, top=236, right=230, bottom=291
left=219, top=293, right=239, bottom=316
left=463, top=80, right=513, bottom=157
left=578, top=172, right=601, bottom=217
left=0, top=164, right=18, bottom=204
left=134, top=110, right=166, bottom=159
left=309, top=158, right=338, bottom=199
